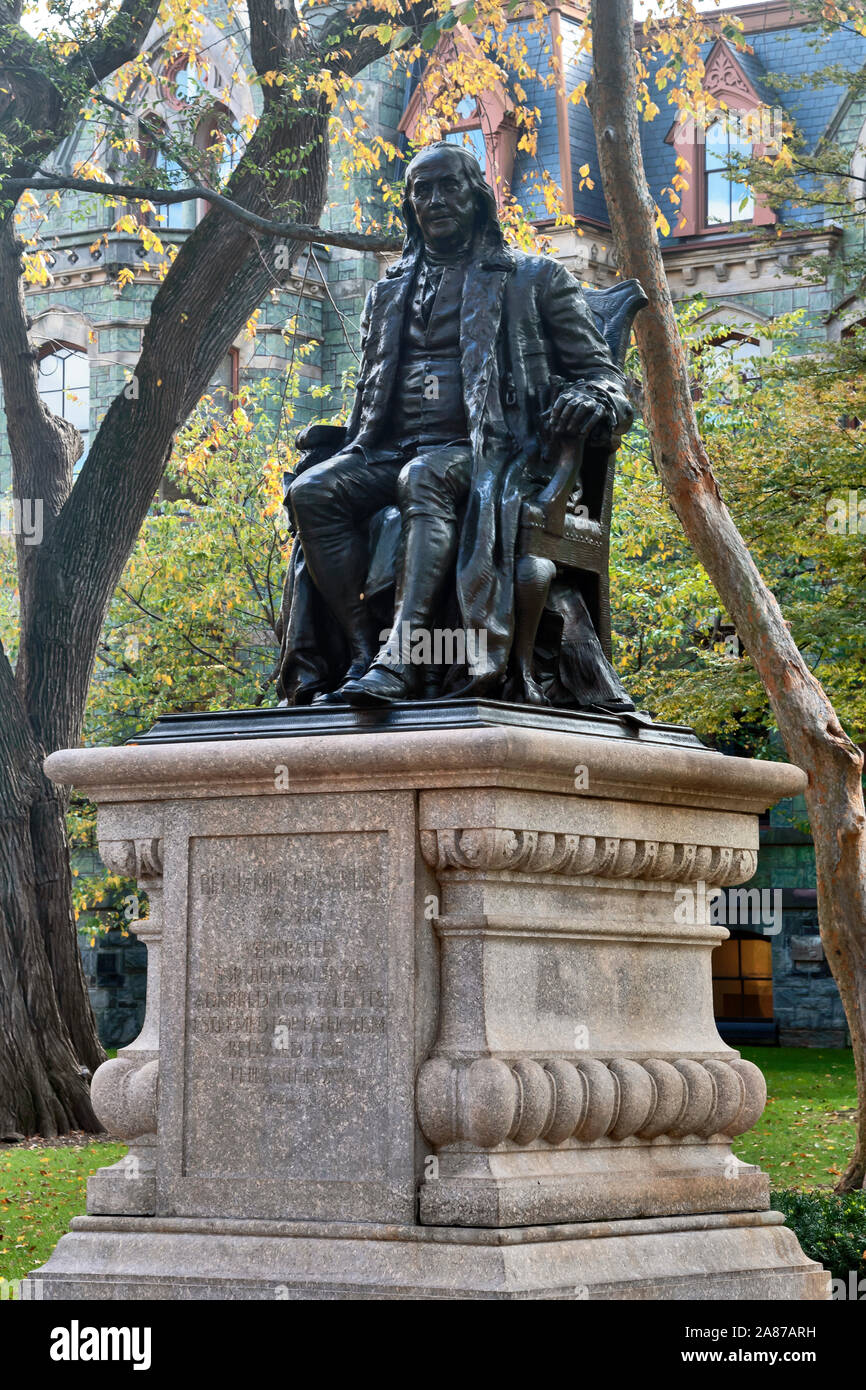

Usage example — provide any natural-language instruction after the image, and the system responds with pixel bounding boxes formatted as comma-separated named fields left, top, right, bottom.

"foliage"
left=733, top=1046, right=857, bottom=1189
left=611, top=313, right=866, bottom=756
left=83, top=376, right=300, bottom=745
left=67, top=791, right=141, bottom=937
left=771, top=1188, right=866, bottom=1286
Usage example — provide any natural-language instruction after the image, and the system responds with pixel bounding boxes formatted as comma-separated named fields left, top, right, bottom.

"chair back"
left=583, top=278, right=649, bottom=368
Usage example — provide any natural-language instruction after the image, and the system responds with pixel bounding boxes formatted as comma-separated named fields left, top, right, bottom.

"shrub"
left=772, top=1188, right=866, bottom=1292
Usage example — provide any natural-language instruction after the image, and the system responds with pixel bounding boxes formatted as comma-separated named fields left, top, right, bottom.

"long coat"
left=277, top=237, right=633, bottom=703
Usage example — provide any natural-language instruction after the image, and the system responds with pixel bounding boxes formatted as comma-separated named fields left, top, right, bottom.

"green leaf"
left=389, top=25, right=414, bottom=50
left=421, top=22, right=440, bottom=50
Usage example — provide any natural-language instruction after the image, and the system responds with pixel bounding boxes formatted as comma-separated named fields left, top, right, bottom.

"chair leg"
left=514, top=554, right=556, bottom=705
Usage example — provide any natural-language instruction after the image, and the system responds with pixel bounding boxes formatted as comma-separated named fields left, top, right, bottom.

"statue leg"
left=513, top=554, right=556, bottom=705
left=342, top=445, right=473, bottom=705
left=287, top=451, right=400, bottom=685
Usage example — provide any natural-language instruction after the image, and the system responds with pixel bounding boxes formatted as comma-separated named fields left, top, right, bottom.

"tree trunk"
left=0, top=648, right=99, bottom=1136
left=589, top=0, right=866, bottom=1189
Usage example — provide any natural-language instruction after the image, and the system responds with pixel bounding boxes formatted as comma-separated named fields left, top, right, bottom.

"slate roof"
left=571, top=21, right=866, bottom=240
left=400, top=16, right=866, bottom=241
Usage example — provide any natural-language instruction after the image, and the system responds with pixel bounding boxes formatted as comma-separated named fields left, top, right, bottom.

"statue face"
left=406, top=148, right=479, bottom=253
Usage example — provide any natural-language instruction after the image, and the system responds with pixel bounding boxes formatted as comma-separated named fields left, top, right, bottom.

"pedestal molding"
left=433, top=914, right=729, bottom=946
left=416, top=1054, right=766, bottom=1148
left=420, top=827, right=757, bottom=885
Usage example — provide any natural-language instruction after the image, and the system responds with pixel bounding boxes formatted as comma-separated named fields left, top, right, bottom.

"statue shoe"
left=312, top=688, right=351, bottom=706
left=311, top=660, right=375, bottom=706
left=340, top=664, right=416, bottom=707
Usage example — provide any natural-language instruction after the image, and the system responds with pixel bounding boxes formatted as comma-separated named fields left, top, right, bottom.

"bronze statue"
left=276, top=142, right=644, bottom=712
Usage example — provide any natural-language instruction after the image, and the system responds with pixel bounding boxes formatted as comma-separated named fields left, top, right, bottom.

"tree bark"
left=589, top=0, right=866, bottom=1189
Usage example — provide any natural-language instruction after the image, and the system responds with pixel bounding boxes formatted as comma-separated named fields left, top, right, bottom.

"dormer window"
left=705, top=118, right=755, bottom=226
left=444, top=97, right=487, bottom=170
left=399, top=24, right=518, bottom=208
left=666, top=39, right=777, bottom=238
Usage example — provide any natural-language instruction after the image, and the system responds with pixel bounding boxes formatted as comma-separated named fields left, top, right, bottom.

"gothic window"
left=195, top=103, right=244, bottom=189
left=139, top=53, right=245, bottom=230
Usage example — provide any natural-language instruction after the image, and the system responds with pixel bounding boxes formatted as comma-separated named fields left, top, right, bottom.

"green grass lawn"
left=733, top=1046, right=857, bottom=1189
left=0, top=1140, right=128, bottom=1292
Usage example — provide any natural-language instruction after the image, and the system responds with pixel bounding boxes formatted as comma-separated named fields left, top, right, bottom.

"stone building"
left=2, top=1, right=863, bottom=1046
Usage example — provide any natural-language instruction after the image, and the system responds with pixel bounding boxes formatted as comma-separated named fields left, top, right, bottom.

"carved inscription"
left=182, top=832, right=390, bottom=1181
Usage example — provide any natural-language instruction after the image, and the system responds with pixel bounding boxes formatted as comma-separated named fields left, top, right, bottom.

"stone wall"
left=748, top=799, right=849, bottom=1048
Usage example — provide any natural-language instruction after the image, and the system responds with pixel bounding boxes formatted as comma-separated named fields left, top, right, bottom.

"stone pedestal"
left=31, top=716, right=829, bottom=1299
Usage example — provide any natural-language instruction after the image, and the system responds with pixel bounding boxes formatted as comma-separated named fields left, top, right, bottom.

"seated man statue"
left=276, top=141, right=636, bottom=711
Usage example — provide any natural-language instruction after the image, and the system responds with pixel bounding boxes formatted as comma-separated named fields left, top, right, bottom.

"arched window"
left=139, top=54, right=245, bottom=229
left=195, top=103, right=243, bottom=189
left=37, top=344, right=90, bottom=470
left=140, top=121, right=195, bottom=231
left=842, top=315, right=866, bottom=340
left=205, top=347, right=239, bottom=419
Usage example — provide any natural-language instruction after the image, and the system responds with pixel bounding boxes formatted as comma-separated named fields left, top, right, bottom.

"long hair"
left=400, top=142, right=505, bottom=259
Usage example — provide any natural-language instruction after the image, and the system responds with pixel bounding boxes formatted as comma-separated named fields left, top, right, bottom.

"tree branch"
left=5, top=175, right=402, bottom=252
left=72, top=0, right=164, bottom=84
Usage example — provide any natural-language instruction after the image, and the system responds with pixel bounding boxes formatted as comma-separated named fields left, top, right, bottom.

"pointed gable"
left=703, top=39, right=765, bottom=108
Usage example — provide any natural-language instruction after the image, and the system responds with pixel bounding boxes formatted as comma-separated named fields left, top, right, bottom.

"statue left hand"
left=550, top=385, right=616, bottom=440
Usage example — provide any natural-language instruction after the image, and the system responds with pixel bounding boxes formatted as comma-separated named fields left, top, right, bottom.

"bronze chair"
left=513, top=277, right=648, bottom=703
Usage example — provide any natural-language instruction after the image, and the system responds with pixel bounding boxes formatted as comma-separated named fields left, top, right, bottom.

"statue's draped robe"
left=277, top=239, right=633, bottom=706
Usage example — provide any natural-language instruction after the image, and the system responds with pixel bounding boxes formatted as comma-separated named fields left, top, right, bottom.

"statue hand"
left=550, top=385, right=615, bottom=440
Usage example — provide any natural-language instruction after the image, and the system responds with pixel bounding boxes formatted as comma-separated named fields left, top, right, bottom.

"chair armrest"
left=534, top=438, right=585, bottom=535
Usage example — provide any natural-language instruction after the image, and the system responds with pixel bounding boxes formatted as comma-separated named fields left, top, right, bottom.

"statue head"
left=402, top=142, right=504, bottom=257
